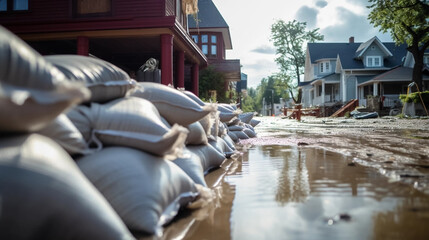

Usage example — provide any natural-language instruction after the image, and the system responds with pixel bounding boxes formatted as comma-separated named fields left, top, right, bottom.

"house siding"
left=0, top=0, right=166, bottom=24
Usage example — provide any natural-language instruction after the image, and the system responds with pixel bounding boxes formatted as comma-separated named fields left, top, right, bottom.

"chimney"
left=349, top=36, right=355, bottom=43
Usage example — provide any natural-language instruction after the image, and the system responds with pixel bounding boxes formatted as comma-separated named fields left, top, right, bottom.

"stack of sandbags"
left=0, top=26, right=135, bottom=240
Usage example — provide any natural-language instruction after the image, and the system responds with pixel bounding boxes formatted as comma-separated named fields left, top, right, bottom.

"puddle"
left=145, top=145, right=429, bottom=240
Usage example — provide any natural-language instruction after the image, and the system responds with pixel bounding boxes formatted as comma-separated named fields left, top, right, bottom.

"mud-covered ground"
left=247, top=116, right=429, bottom=195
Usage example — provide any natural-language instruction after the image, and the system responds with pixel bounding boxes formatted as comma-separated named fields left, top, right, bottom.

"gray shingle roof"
left=188, top=0, right=229, bottom=29
left=307, top=41, right=407, bottom=70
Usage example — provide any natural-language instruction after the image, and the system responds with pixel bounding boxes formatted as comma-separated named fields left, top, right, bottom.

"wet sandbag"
left=250, top=118, right=261, bottom=127
left=76, top=147, right=199, bottom=236
left=45, top=55, right=137, bottom=103
left=36, top=113, right=94, bottom=156
left=238, top=112, right=255, bottom=124
left=66, top=105, right=92, bottom=142
left=186, top=144, right=226, bottom=174
left=130, top=82, right=216, bottom=126
left=222, top=134, right=236, bottom=151
left=209, top=137, right=235, bottom=158
left=0, top=134, right=134, bottom=240
left=228, top=125, right=245, bottom=132
left=243, top=127, right=257, bottom=138
left=231, top=130, right=249, bottom=140
left=185, top=121, right=208, bottom=145
left=88, top=97, right=188, bottom=158
left=0, top=26, right=90, bottom=132
left=228, top=131, right=239, bottom=142
left=173, top=149, right=207, bottom=187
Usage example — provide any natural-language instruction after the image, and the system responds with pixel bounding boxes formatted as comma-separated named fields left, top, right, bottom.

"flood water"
left=156, top=144, right=429, bottom=240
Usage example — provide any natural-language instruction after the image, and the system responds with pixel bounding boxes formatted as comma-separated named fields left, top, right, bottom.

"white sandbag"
left=181, top=90, right=206, bottom=106
left=227, top=117, right=241, bottom=126
left=250, top=118, right=261, bottom=127
left=198, top=110, right=218, bottom=141
left=0, top=134, right=134, bottom=240
left=238, top=112, right=255, bottom=124
left=217, top=103, right=236, bottom=112
left=228, top=125, right=245, bottom=132
left=243, top=127, right=257, bottom=138
left=228, top=131, right=239, bottom=142
left=173, top=149, right=207, bottom=186
left=76, top=147, right=199, bottom=236
left=208, top=137, right=235, bottom=158
left=130, top=82, right=216, bottom=125
left=36, top=113, right=94, bottom=156
left=231, top=130, right=249, bottom=140
left=222, top=134, right=236, bottom=151
left=219, top=112, right=237, bottom=123
left=185, top=121, right=208, bottom=145
left=45, top=55, right=137, bottom=103
left=65, top=105, right=93, bottom=142
left=217, top=120, right=227, bottom=137
left=0, top=26, right=90, bottom=132
left=245, top=123, right=255, bottom=132
left=88, top=97, right=188, bottom=158
left=186, top=144, right=226, bottom=174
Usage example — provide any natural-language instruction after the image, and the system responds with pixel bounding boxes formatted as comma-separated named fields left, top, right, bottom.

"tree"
left=198, top=66, right=228, bottom=102
left=368, top=0, right=429, bottom=90
left=270, top=20, right=324, bottom=102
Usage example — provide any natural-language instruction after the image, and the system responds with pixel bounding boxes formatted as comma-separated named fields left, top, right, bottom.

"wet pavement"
left=143, top=116, right=429, bottom=240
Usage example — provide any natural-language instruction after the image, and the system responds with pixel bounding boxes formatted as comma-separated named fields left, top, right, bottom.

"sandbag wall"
left=0, top=26, right=260, bottom=239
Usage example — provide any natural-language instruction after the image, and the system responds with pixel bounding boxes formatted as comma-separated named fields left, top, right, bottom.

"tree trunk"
left=409, top=45, right=424, bottom=91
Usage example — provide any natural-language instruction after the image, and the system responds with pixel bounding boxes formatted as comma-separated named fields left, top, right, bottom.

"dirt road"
left=245, top=116, right=429, bottom=195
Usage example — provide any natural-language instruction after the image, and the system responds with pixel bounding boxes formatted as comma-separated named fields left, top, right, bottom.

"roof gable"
left=355, top=36, right=393, bottom=59
left=188, top=0, right=228, bottom=28
left=307, top=38, right=407, bottom=70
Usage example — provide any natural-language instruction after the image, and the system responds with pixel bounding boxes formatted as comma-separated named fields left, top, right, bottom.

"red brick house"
left=188, top=0, right=241, bottom=97
left=0, top=0, right=207, bottom=95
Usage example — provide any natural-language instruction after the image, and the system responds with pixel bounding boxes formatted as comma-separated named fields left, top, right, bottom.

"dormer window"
left=366, top=56, right=382, bottom=67
left=319, top=61, right=330, bottom=73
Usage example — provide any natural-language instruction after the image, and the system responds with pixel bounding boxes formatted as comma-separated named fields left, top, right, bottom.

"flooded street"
left=146, top=116, right=429, bottom=240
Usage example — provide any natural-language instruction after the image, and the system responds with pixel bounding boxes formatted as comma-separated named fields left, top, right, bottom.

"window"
left=0, top=0, right=28, bottom=12
left=202, top=45, right=208, bottom=55
left=74, top=0, right=111, bottom=17
left=424, top=56, right=429, bottom=65
left=319, top=61, right=330, bottom=73
left=366, top=56, right=382, bottom=67
left=193, top=34, right=218, bottom=58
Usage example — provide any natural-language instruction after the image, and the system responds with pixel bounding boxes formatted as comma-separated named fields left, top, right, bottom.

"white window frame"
left=319, top=61, right=331, bottom=73
left=366, top=56, right=382, bottom=67
left=424, top=55, right=429, bottom=65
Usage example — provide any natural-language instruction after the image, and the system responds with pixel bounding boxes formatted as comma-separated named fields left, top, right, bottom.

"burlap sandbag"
left=65, top=105, right=93, bottom=142
left=130, top=82, right=216, bottom=126
left=0, top=134, right=134, bottom=240
left=0, top=27, right=90, bottom=132
left=88, top=97, right=188, bottom=158
left=45, top=55, right=137, bottom=103
left=76, top=147, right=199, bottom=236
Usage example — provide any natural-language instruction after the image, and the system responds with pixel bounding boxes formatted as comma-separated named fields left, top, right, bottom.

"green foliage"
left=399, top=91, right=429, bottom=104
left=270, top=20, right=323, bottom=102
left=241, top=94, right=256, bottom=112
left=270, top=20, right=323, bottom=81
left=198, top=66, right=227, bottom=103
left=367, top=0, right=429, bottom=89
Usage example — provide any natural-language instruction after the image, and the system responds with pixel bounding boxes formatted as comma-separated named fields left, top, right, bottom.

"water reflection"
left=157, top=145, right=429, bottom=240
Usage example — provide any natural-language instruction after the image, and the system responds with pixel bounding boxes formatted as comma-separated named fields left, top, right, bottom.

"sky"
left=211, top=0, right=393, bottom=88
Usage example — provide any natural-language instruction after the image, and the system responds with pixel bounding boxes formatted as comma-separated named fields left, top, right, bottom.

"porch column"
left=322, top=81, right=326, bottom=105
left=77, top=36, right=89, bottom=56
left=161, top=34, right=174, bottom=86
left=373, top=82, right=378, bottom=96
left=191, top=63, right=199, bottom=96
left=176, top=51, right=185, bottom=89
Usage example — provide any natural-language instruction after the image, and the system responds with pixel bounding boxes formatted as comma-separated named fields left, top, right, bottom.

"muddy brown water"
left=141, top=117, right=429, bottom=240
